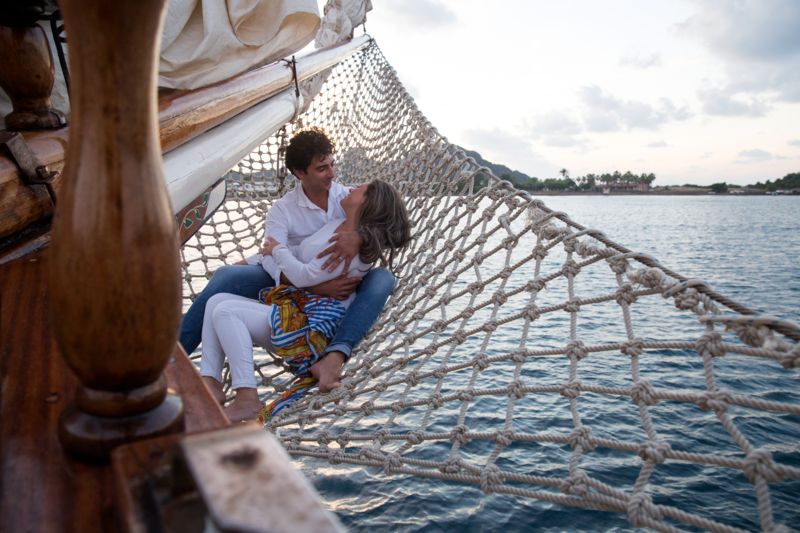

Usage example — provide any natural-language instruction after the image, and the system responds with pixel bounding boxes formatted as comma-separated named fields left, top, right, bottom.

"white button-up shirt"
left=247, top=180, right=350, bottom=283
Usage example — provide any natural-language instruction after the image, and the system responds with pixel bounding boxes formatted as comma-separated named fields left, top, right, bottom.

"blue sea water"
left=291, top=195, right=800, bottom=532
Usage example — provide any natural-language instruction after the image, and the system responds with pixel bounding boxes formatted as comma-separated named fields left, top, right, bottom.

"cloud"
left=680, top=1, right=800, bottom=104
left=789, top=139, right=800, bottom=147
left=648, top=141, right=669, bottom=148
left=382, top=0, right=457, bottom=28
left=462, top=128, right=559, bottom=177
left=579, top=86, right=692, bottom=130
left=736, top=148, right=785, bottom=163
left=697, top=88, right=769, bottom=116
left=620, top=52, right=662, bottom=69
left=529, top=111, right=581, bottom=135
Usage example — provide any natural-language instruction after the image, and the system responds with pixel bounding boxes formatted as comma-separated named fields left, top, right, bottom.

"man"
left=180, top=127, right=395, bottom=392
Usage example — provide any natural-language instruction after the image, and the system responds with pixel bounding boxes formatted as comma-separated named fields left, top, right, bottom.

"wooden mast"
left=48, top=0, right=183, bottom=461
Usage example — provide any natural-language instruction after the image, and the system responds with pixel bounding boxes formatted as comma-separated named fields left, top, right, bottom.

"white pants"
left=199, top=293, right=273, bottom=389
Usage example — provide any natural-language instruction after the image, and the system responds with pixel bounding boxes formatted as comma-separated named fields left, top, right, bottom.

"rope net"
left=180, top=41, right=800, bottom=532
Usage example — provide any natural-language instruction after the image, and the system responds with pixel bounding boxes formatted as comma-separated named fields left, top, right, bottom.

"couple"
left=183, top=128, right=411, bottom=421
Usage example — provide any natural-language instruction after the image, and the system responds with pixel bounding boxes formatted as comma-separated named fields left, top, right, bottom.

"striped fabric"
left=256, top=285, right=346, bottom=421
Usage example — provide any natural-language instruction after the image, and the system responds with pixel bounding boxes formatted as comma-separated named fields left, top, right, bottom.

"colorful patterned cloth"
left=257, top=285, right=346, bottom=422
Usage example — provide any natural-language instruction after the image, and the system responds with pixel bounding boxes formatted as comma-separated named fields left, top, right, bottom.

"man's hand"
left=310, top=276, right=361, bottom=300
left=318, top=229, right=362, bottom=273
left=260, top=237, right=280, bottom=256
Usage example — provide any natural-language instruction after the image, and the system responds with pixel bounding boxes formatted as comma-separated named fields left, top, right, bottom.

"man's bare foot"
left=223, top=388, right=262, bottom=422
left=310, top=351, right=345, bottom=392
left=202, top=376, right=226, bottom=405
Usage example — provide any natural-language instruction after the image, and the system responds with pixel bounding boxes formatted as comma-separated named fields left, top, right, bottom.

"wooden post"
left=0, top=3, right=66, bottom=130
left=48, top=0, right=183, bottom=461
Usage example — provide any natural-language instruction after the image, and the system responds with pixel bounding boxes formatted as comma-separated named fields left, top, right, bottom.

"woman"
left=200, top=179, right=411, bottom=422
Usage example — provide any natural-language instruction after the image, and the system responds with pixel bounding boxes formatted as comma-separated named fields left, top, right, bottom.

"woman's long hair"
left=357, top=180, right=412, bottom=269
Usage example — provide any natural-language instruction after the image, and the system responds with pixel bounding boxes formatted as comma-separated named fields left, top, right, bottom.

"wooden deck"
left=0, top=247, right=229, bottom=532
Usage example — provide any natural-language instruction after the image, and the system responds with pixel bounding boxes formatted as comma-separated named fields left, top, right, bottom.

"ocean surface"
left=288, top=195, right=800, bottom=532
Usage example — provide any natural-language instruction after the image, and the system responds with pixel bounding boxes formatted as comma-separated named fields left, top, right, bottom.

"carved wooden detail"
left=48, top=0, right=183, bottom=461
left=0, top=8, right=66, bottom=131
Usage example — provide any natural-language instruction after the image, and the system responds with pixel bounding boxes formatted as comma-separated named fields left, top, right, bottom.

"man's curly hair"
left=285, top=127, right=336, bottom=174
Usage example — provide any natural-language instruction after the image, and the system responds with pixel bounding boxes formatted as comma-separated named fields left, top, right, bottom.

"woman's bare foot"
left=223, top=388, right=262, bottom=422
left=310, top=351, right=345, bottom=392
left=202, top=376, right=226, bottom=405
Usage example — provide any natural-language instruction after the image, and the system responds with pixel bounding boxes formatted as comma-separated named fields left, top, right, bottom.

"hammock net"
left=180, top=41, right=800, bottom=532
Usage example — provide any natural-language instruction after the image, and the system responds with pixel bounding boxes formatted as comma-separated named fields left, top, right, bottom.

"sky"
left=359, top=0, right=800, bottom=186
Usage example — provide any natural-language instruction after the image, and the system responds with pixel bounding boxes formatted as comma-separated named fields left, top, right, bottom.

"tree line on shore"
left=497, top=169, right=656, bottom=192
left=708, top=172, right=800, bottom=193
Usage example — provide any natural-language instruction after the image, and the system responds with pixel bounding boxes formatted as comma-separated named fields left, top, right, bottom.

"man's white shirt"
left=246, top=180, right=350, bottom=283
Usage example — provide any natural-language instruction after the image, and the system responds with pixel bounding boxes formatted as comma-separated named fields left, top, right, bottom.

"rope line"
left=180, top=41, right=800, bottom=532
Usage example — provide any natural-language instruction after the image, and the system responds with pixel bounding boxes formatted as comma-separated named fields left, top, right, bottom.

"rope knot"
left=782, top=345, right=800, bottom=369
left=562, top=469, right=590, bottom=496
left=482, top=320, right=499, bottom=333
left=480, top=464, right=503, bottom=493
left=732, top=322, right=770, bottom=348
left=564, top=299, right=581, bottom=313
left=508, top=379, right=526, bottom=399
left=607, top=256, right=629, bottom=275
left=697, top=390, right=731, bottom=411
left=562, top=259, right=581, bottom=277
left=636, top=267, right=665, bottom=288
left=424, top=286, right=438, bottom=298
left=452, top=329, right=468, bottom=344
left=502, top=236, right=517, bottom=250
left=408, top=371, right=421, bottom=386
left=383, top=452, right=402, bottom=473
left=430, top=393, right=445, bottom=409
left=406, top=429, right=425, bottom=444
left=453, top=250, right=466, bottom=262
left=630, top=380, right=658, bottom=406
left=443, top=239, right=456, bottom=251
left=491, top=291, right=508, bottom=305
left=468, top=281, right=483, bottom=295
left=696, top=331, right=725, bottom=358
left=525, top=278, right=546, bottom=292
left=375, top=429, right=390, bottom=445
left=568, top=426, right=594, bottom=452
left=473, top=354, right=491, bottom=370
left=412, top=309, right=426, bottom=321
left=495, top=430, right=514, bottom=447
left=359, top=401, right=375, bottom=416
left=334, top=405, right=347, bottom=416
left=615, top=283, right=637, bottom=306
left=511, top=350, right=527, bottom=363
left=373, top=380, right=388, bottom=393
left=673, top=288, right=701, bottom=311
left=563, top=238, right=576, bottom=253
left=499, top=267, right=514, bottom=279
left=439, top=456, right=462, bottom=474
left=638, top=441, right=671, bottom=464
left=336, top=432, right=351, bottom=448
left=532, top=245, right=548, bottom=261
left=457, top=388, right=475, bottom=402
left=317, top=431, right=331, bottom=446
left=460, top=307, right=475, bottom=319
left=390, top=400, right=405, bottom=414
left=743, top=449, right=783, bottom=483
left=566, top=340, right=588, bottom=361
left=627, top=493, right=659, bottom=528
left=432, top=366, right=447, bottom=379
left=451, top=424, right=471, bottom=445
left=523, top=304, right=541, bottom=321
left=621, top=338, right=644, bottom=357
left=561, top=381, right=582, bottom=399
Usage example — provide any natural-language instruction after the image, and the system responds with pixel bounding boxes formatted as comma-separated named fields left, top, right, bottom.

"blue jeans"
left=180, top=264, right=395, bottom=358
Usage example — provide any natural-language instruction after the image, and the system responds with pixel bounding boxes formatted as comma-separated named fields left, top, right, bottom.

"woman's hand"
left=318, top=229, right=362, bottom=273
left=261, top=236, right=280, bottom=256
